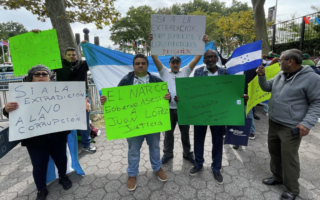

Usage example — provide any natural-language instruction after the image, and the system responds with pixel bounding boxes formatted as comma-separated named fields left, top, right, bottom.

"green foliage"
left=0, top=54, right=9, bottom=63
left=111, top=0, right=253, bottom=55
left=0, top=21, right=28, bottom=62
left=273, top=38, right=320, bottom=56
left=0, top=21, right=28, bottom=40
left=0, top=0, right=121, bottom=29
left=216, top=10, right=255, bottom=54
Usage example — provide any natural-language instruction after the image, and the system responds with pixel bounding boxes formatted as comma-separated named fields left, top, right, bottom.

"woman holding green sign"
left=100, top=54, right=171, bottom=191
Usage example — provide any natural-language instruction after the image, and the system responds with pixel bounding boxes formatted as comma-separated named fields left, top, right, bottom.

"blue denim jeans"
left=194, top=126, right=224, bottom=173
left=126, top=133, right=161, bottom=177
left=263, top=104, right=269, bottom=113
left=80, top=99, right=91, bottom=148
left=247, top=108, right=255, bottom=134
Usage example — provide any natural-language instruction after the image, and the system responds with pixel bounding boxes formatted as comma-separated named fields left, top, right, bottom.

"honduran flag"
left=226, top=40, right=262, bottom=75
left=46, top=130, right=85, bottom=183
left=81, top=41, right=222, bottom=92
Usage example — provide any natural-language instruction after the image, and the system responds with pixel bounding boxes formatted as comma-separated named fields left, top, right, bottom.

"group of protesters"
left=3, top=30, right=320, bottom=200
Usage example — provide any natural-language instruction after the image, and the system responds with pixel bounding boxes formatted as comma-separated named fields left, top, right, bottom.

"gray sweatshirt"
left=258, top=66, right=320, bottom=129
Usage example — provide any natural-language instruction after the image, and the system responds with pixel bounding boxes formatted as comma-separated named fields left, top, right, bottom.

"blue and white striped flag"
left=226, top=40, right=262, bottom=75
left=46, top=130, right=85, bottom=183
left=81, top=41, right=221, bottom=92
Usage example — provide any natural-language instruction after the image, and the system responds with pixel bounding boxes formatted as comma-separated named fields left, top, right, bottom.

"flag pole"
left=1, top=39, right=5, bottom=64
left=7, top=41, right=11, bottom=63
left=275, top=0, right=278, bottom=23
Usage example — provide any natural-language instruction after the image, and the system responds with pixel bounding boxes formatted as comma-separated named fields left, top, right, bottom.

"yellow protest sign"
left=101, top=82, right=171, bottom=140
left=246, top=63, right=280, bottom=114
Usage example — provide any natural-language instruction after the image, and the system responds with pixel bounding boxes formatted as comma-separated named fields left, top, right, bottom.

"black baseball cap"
left=169, top=55, right=181, bottom=63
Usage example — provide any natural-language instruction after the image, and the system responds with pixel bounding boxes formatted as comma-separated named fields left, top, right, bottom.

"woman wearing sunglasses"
left=3, top=65, right=72, bottom=200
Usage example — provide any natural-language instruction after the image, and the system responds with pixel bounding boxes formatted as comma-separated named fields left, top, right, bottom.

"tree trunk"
left=251, top=0, right=270, bottom=54
left=45, top=0, right=79, bottom=58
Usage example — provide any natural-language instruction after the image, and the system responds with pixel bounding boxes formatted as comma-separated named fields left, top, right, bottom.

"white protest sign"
left=8, top=82, right=87, bottom=141
left=151, top=15, right=206, bottom=55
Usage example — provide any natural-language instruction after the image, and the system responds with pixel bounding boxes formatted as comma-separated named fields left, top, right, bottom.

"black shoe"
left=161, top=155, right=173, bottom=164
left=253, top=114, right=260, bottom=120
left=249, top=133, right=255, bottom=140
left=189, top=166, right=202, bottom=176
left=213, top=172, right=223, bottom=184
left=59, top=175, right=72, bottom=190
left=36, top=188, right=48, bottom=200
left=183, top=154, right=195, bottom=164
left=262, top=177, right=282, bottom=185
left=281, top=191, right=297, bottom=200
left=233, top=145, right=239, bottom=149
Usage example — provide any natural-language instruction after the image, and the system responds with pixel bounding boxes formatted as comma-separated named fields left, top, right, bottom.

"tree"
left=217, top=10, right=255, bottom=54
left=0, top=21, right=28, bottom=40
left=1, top=0, right=120, bottom=57
left=109, top=6, right=155, bottom=55
left=188, top=9, right=223, bottom=47
left=251, top=0, right=270, bottom=54
left=0, top=21, right=28, bottom=63
left=223, top=0, right=251, bottom=15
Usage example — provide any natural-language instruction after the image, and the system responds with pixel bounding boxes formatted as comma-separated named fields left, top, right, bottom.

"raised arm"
left=257, top=65, right=274, bottom=92
left=149, top=33, right=163, bottom=72
left=188, top=35, right=208, bottom=70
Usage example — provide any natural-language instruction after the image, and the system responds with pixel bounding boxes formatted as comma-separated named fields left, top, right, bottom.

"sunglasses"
left=33, top=73, right=49, bottom=77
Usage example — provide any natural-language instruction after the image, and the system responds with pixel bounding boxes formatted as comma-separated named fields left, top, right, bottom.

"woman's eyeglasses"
left=33, top=73, right=49, bottom=77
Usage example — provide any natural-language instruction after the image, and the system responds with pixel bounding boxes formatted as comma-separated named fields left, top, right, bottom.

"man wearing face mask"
left=188, top=49, right=248, bottom=185
left=149, top=33, right=208, bottom=164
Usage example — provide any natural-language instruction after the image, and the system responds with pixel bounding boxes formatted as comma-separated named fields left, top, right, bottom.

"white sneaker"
left=83, top=145, right=96, bottom=153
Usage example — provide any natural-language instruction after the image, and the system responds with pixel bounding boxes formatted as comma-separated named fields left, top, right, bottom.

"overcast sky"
left=1, top=0, right=319, bottom=48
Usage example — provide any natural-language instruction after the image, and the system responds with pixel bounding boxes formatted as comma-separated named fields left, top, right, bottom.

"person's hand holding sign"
left=164, top=92, right=171, bottom=101
left=256, top=65, right=265, bottom=76
left=100, top=95, right=107, bottom=106
left=5, top=102, right=19, bottom=113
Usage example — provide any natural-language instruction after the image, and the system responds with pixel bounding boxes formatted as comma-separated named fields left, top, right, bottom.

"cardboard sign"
left=176, top=75, right=245, bottom=126
left=9, top=82, right=87, bottom=141
left=9, top=29, right=62, bottom=76
left=0, top=126, right=20, bottom=159
left=151, top=15, right=206, bottom=55
left=102, top=82, right=171, bottom=140
left=246, top=63, right=280, bottom=114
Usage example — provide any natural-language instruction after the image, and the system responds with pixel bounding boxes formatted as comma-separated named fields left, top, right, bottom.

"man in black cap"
left=149, top=33, right=207, bottom=164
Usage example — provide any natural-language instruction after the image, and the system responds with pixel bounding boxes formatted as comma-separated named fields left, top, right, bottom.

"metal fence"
left=0, top=84, right=103, bottom=122
left=88, top=84, right=103, bottom=115
left=268, top=12, right=320, bottom=50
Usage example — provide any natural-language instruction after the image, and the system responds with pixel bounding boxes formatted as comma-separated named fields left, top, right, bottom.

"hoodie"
left=258, top=66, right=320, bottom=129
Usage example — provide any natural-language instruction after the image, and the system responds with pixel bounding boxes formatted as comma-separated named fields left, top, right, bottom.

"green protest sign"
left=9, top=29, right=62, bottom=76
left=176, top=75, right=245, bottom=126
left=102, top=82, right=171, bottom=140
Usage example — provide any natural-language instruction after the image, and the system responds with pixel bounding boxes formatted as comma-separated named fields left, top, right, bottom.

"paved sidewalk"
left=1, top=106, right=320, bottom=200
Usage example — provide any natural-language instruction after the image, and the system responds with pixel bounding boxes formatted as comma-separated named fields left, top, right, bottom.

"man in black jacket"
left=54, top=46, right=96, bottom=153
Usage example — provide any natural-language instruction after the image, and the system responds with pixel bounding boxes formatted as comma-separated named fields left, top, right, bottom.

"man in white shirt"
left=149, top=33, right=207, bottom=164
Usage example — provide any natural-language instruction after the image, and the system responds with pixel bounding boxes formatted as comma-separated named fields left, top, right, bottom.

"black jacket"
left=55, top=59, right=89, bottom=93
left=3, top=107, right=69, bottom=147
